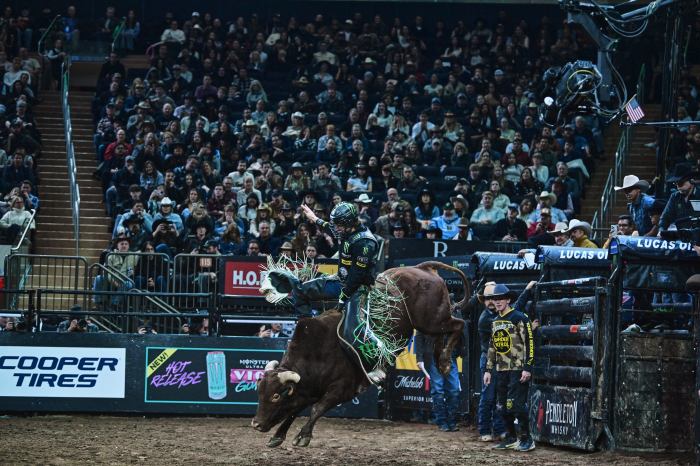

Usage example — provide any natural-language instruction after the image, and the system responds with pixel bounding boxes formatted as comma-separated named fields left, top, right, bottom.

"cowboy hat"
left=482, top=283, right=516, bottom=301
left=549, top=222, right=570, bottom=234
left=539, top=190, right=557, bottom=204
left=667, top=165, right=700, bottom=184
left=457, top=217, right=470, bottom=228
left=614, top=174, right=650, bottom=191
left=567, top=219, right=592, bottom=236
left=159, top=197, right=175, bottom=207
left=354, top=193, right=373, bottom=204
left=280, top=241, right=294, bottom=251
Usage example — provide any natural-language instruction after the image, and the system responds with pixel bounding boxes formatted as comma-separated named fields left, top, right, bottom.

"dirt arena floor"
left=0, top=415, right=693, bottom=465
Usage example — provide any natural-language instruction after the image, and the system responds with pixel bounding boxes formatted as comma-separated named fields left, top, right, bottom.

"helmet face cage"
left=330, top=202, right=358, bottom=228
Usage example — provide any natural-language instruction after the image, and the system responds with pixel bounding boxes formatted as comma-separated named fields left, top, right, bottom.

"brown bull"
left=252, top=261, right=469, bottom=447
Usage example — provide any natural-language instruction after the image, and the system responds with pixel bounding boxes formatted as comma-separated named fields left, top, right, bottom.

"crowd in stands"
left=0, top=6, right=42, bottom=245
left=91, top=7, right=614, bottom=266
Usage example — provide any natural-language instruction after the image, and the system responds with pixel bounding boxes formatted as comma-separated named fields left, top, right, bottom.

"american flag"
left=625, top=95, right=645, bottom=123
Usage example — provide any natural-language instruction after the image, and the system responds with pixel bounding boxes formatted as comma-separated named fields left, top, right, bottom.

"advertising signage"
left=0, top=346, right=126, bottom=398
left=145, top=346, right=284, bottom=405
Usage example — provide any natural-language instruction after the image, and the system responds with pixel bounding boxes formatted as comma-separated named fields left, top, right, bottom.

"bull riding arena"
left=1, top=237, right=699, bottom=465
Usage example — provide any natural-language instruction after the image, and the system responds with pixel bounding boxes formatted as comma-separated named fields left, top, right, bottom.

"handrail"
left=37, top=14, right=62, bottom=55
left=10, top=209, right=36, bottom=252
left=61, top=56, right=80, bottom=256
left=145, top=41, right=164, bottom=61
left=91, top=262, right=180, bottom=314
left=111, top=18, right=126, bottom=53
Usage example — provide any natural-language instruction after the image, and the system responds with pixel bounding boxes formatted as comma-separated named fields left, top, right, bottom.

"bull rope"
left=356, top=275, right=408, bottom=368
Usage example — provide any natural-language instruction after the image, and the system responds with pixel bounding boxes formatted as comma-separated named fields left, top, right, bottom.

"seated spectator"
left=257, top=322, right=288, bottom=338
left=284, top=162, right=310, bottom=193
left=526, top=207, right=555, bottom=239
left=551, top=181, right=575, bottom=219
left=529, top=151, right=549, bottom=185
left=549, top=222, right=573, bottom=247
left=567, top=219, right=598, bottom=248
left=546, top=162, right=580, bottom=202
left=489, top=180, right=511, bottom=211
left=346, top=163, right=373, bottom=192
left=470, top=191, right=506, bottom=225
left=529, top=191, right=568, bottom=225
left=603, top=215, right=638, bottom=248
left=0, top=195, right=34, bottom=244
left=375, top=202, right=405, bottom=240
left=513, top=167, right=543, bottom=202
left=502, top=153, right=524, bottom=184
left=430, top=202, right=462, bottom=240
left=415, top=188, right=440, bottom=224
left=452, top=217, right=477, bottom=241
left=494, top=203, right=528, bottom=242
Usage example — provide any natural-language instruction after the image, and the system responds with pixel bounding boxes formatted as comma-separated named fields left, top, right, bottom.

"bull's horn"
left=277, top=371, right=301, bottom=384
left=265, top=360, right=279, bottom=371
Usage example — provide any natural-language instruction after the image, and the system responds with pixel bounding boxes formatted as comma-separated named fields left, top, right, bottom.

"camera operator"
left=659, top=170, right=700, bottom=235
left=57, top=307, right=99, bottom=333
left=1, top=316, right=29, bottom=332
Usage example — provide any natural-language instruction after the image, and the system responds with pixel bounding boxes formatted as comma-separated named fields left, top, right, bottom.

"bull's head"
left=251, top=360, right=303, bottom=432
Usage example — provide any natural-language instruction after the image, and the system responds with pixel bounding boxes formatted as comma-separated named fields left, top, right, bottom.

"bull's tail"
left=415, top=261, right=471, bottom=312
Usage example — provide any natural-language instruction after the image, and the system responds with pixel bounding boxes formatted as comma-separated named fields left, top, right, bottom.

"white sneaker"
left=479, top=435, right=493, bottom=442
left=367, top=369, right=386, bottom=384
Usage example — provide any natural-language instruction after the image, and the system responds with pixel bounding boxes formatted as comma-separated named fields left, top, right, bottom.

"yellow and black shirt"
left=485, top=307, right=534, bottom=373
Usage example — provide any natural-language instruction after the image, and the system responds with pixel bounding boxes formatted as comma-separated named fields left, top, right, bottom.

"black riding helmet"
left=330, top=202, right=359, bottom=228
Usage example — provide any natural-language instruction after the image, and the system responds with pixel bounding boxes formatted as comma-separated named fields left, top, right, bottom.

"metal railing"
left=61, top=56, right=80, bottom=256
left=10, top=209, right=36, bottom=253
left=37, top=14, right=62, bottom=56
left=110, top=18, right=126, bottom=53
left=591, top=64, right=646, bottom=240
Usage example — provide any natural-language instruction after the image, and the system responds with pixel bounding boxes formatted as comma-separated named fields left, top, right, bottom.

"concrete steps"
left=34, top=90, right=112, bottom=263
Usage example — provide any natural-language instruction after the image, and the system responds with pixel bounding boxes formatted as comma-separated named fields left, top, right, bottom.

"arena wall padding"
left=0, top=332, right=379, bottom=418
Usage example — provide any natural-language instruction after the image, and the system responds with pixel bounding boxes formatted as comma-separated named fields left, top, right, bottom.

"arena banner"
left=472, top=252, right=541, bottom=276
left=536, top=246, right=610, bottom=267
left=0, top=333, right=377, bottom=418
left=220, top=256, right=338, bottom=298
left=387, top=255, right=474, bottom=294
left=0, top=346, right=126, bottom=398
left=388, top=239, right=526, bottom=261
left=609, top=235, right=699, bottom=261
left=529, top=385, right=594, bottom=451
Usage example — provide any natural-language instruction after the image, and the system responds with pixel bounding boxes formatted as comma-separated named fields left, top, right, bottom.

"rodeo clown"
left=299, top=202, right=386, bottom=384
left=483, top=283, right=536, bottom=452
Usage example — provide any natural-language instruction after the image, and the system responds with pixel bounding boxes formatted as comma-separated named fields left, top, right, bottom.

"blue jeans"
left=478, top=352, right=505, bottom=436
left=427, top=356, right=460, bottom=429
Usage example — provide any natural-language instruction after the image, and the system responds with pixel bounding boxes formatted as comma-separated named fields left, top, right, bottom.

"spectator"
left=257, top=323, right=288, bottom=338
left=603, top=215, right=638, bottom=249
left=415, top=188, right=440, bottom=224
left=549, top=222, right=574, bottom=247
left=614, top=175, right=656, bottom=236
left=494, top=203, right=528, bottom=242
left=526, top=207, right=555, bottom=239
left=567, top=219, right=598, bottom=248
left=453, top=217, right=477, bottom=241
left=658, top=169, right=700, bottom=233
left=489, top=180, right=510, bottom=211
left=470, top=191, right=506, bottom=225
left=0, top=195, right=34, bottom=244
left=430, top=202, right=461, bottom=240
left=346, top=163, right=373, bottom=192
left=529, top=191, right=567, bottom=225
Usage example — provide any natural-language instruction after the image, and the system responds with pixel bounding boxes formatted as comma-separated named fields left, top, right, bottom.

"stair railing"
left=591, top=65, right=646, bottom=240
left=110, top=18, right=126, bottom=53
left=61, top=56, right=80, bottom=256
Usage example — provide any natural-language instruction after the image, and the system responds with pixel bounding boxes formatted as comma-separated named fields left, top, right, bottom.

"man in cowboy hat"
left=476, top=282, right=506, bottom=442
left=567, top=219, right=598, bottom=248
left=659, top=169, right=700, bottom=234
left=483, top=282, right=536, bottom=452
left=452, top=217, right=476, bottom=241
left=549, top=221, right=573, bottom=247
left=355, top=193, right=378, bottom=226
left=529, top=191, right=567, bottom=224
left=614, top=174, right=656, bottom=236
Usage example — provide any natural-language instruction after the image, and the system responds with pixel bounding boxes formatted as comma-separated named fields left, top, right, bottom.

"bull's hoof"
left=292, top=435, right=312, bottom=447
left=267, top=436, right=285, bottom=448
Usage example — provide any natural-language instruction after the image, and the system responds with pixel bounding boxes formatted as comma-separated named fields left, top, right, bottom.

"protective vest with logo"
left=336, top=227, right=378, bottom=296
left=485, top=307, right=534, bottom=373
